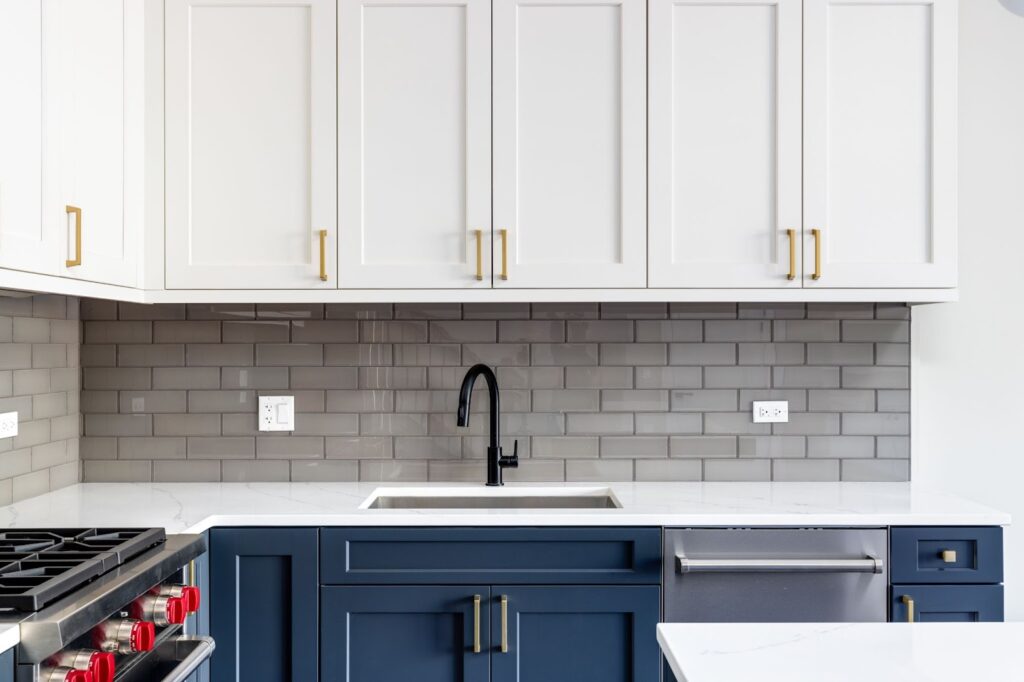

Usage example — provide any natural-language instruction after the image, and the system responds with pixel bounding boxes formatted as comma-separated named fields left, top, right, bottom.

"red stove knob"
left=94, top=618, right=155, bottom=654
left=53, top=650, right=115, bottom=682
left=158, top=584, right=201, bottom=613
left=132, top=594, right=186, bottom=626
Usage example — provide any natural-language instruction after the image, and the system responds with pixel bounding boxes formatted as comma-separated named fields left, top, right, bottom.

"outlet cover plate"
left=0, top=412, right=18, bottom=439
left=259, top=396, right=295, bottom=432
left=752, top=401, right=789, bottom=423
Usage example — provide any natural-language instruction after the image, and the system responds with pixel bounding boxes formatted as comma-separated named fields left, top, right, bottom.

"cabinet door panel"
left=891, top=585, right=1004, bottom=623
left=321, top=585, right=490, bottom=682
left=0, top=1, right=53, bottom=275
left=338, top=0, right=491, bottom=288
left=166, top=0, right=336, bottom=289
left=209, top=529, right=318, bottom=682
left=50, top=0, right=138, bottom=286
left=649, top=0, right=801, bottom=288
left=804, top=0, right=956, bottom=287
left=491, top=585, right=661, bottom=682
left=493, top=0, right=646, bottom=288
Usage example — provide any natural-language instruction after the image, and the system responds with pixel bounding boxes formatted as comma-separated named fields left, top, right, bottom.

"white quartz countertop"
left=0, top=482, right=1008, bottom=533
left=658, top=623, right=1020, bottom=682
left=0, top=624, right=17, bottom=655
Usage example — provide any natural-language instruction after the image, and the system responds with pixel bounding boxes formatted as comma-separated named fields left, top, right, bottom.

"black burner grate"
left=0, top=528, right=166, bottom=612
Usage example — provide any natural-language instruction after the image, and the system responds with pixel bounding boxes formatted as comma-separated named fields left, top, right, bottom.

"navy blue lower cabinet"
left=0, top=647, right=11, bottom=682
left=490, top=585, right=661, bottom=682
left=209, top=528, right=318, bottom=682
left=891, top=584, right=1004, bottom=622
left=321, top=585, right=491, bottom=682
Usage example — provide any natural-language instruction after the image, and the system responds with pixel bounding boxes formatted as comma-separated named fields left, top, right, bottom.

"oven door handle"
left=157, top=636, right=216, bottom=682
left=676, top=554, right=884, bottom=574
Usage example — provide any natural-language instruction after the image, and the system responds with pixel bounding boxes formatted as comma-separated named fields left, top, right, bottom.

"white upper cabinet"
left=493, top=0, right=647, bottom=288
left=648, top=0, right=802, bottom=288
left=165, top=0, right=337, bottom=289
left=803, top=0, right=957, bottom=288
left=49, top=0, right=139, bottom=287
left=0, top=1, right=54, bottom=275
left=338, top=0, right=491, bottom=289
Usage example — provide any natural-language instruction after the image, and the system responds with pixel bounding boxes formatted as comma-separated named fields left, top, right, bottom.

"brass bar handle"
left=473, top=230, right=483, bottom=281
left=499, top=229, right=508, bottom=281
left=901, top=595, right=915, bottom=623
left=472, top=595, right=481, bottom=653
left=318, top=230, right=328, bottom=282
left=811, top=228, right=822, bottom=280
left=786, top=229, right=796, bottom=281
left=500, top=595, right=509, bottom=653
left=65, top=205, right=82, bottom=267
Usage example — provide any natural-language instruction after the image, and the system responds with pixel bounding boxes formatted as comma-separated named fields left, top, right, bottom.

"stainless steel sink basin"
left=361, top=487, right=621, bottom=510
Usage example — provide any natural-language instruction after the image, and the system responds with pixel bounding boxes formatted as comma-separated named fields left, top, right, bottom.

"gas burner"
left=0, top=528, right=165, bottom=612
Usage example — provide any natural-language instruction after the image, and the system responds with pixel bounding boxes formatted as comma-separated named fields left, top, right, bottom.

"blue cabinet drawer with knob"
left=891, top=526, right=1003, bottom=584
left=320, top=527, right=662, bottom=585
left=891, top=584, right=1004, bottom=622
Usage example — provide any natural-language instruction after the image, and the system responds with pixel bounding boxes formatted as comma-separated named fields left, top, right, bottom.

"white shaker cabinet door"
left=338, top=0, right=491, bottom=289
left=804, top=0, right=957, bottom=288
left=493, top=0, right=646, bottom=288
left=0, top=1, right=54, bottom=275
left=648, top=0, right=802, bottom=288
left=165, top=0, right=337, bottom=289
left=49, top=0, right=139, bottom=287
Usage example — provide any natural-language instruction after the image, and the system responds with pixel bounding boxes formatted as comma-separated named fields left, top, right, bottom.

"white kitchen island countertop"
left=0, top=624, right=18, bottom=655
left=658, top=622, right=1020, bottom=682
left=0, top=481, right=1009, bottom=533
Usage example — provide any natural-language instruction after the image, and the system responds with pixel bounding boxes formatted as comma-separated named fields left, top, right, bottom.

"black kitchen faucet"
left=456, top=364, right=519, bottom=486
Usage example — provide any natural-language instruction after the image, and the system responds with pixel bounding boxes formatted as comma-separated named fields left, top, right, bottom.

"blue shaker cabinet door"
left=891, top=584, right=1004, bottom=622
left=209, top=528, right=318, bottom=682
left=490, top=585, right=661, bottom=682
left=321, top=585, right=491, bottom=682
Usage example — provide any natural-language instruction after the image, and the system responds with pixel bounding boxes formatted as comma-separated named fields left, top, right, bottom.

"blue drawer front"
left=891, top=584, right=1004, bottom=622
left=320, top=527, right=662, bottom=584
left=890, top=526, right=1003, bottom=584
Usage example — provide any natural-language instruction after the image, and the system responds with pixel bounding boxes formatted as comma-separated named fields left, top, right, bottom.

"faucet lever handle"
left=500, top=440, right=519, bottom=469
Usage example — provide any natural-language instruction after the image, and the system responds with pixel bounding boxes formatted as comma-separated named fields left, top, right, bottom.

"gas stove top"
left=0, top=529, right=166, bottom=612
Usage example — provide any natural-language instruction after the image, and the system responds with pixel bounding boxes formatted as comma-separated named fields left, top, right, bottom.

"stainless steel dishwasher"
left=663, top=528, right=888, bottom=622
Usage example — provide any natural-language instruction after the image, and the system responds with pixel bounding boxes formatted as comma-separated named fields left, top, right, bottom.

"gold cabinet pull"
left=472, top=595, right=481, bottom=653
left=811, top=228, right=822, bottom=280
left=901, top=595, right=915, bottom=623
left=941, top=549, right=957, bottom=563
left=499, top=229, right=508, bottom=281
left=786, top=229, right=796, bottom=281
left=473, top=230, right=483, bottom=281
left=318, top=229, right=328, bottom=281
left=65, top=205, right=82, bottom=267
left=500, top=595, right=509, bottom=653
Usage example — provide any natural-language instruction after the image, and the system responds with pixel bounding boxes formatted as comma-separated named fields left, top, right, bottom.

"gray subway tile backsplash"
left=76, top=302, right=912, bottom=483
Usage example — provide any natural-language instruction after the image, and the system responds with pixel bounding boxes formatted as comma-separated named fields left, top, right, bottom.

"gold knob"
left=472, top=594, right=481, bottom=653
left=65, top=205, right=82, bottom=267
left=901, top=595, right=915, bottom=623
left=318, top=229, right=328, bottom=282
left=941, top=550, right=957, bottom=563
left=500, top=594, right=509, bottom=653
left=786, top=229, right=797, bottom=281
left=499, top=229, right=509, bottom=281
left=473, top=230, right=483, bottom=281
left=811, top=228, right=822, bottom=280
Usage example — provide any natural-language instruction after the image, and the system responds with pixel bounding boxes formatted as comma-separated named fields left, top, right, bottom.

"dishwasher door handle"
left=676, top=554, right=884, bottom=574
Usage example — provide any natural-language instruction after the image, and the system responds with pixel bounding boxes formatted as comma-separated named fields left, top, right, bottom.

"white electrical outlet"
left=259, top=396, right=295, bottom=432
left=0, top=412, right=18, bottom=439
left=752, top=401, right=789, bottom=423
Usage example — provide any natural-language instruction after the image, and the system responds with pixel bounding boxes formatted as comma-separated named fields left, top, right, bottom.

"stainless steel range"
left=0, top=529, right=210, bottom=682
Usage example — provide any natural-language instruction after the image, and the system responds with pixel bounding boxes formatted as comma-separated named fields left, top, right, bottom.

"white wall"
left=913, top=0, right=1024, bottom=621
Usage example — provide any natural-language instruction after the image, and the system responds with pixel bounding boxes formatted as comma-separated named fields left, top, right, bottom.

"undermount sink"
left=360, top=487, right=621, bottom=510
